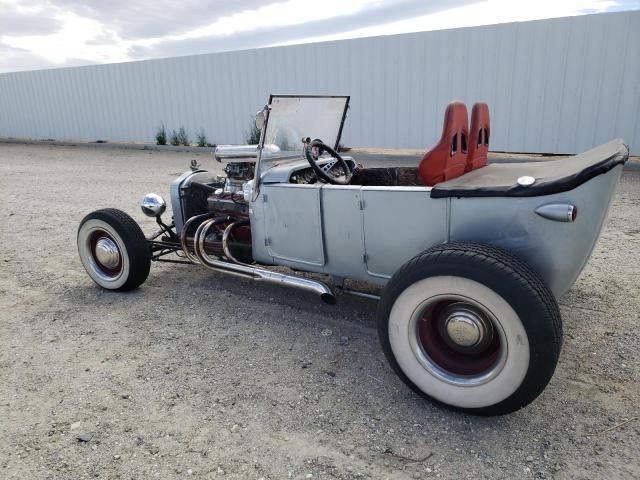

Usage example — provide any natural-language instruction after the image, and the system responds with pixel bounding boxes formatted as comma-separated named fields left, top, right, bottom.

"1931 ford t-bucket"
left=77, top=95, right=629, bottom=415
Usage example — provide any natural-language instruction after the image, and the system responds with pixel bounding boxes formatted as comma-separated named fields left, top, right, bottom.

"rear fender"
left=448, top=164, right=623, bottom=297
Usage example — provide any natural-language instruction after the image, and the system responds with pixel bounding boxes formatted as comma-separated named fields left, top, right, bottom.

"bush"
left=196, top=129, right=208, bottom=147
left=155, top=124, right=167, bottom=145
left=169, top=129, right=180, bottom=146
left=178, top=127, right=190, bottom=146
left=245, top=118, right=261, bottom=145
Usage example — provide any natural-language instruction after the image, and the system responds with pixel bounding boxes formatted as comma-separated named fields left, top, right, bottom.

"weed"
left=178, top=127, right=190, bottom=146
left=169, top=129, right=180, bottom=146
left=196, top=129, right=208, bottom=147
left=245, top=118, right=261, bottom=145
left=155, top=124, right=167, bottom=145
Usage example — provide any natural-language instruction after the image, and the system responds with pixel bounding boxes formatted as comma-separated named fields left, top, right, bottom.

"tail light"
left=535, top=204, right=578, bottom=223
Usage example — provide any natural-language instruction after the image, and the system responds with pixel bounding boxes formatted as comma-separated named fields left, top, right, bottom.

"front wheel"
left=77, top=208, right=151, bottom=291
left=377, top=242, right=562, bottom=415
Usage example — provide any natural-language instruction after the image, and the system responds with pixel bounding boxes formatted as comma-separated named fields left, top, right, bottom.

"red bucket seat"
left=418, top=101, right=469, bottom=186
left=466, top=102, right=490, bottom=172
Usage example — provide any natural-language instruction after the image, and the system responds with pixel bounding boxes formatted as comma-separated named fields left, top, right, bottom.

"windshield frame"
left=261, top=94, right=350, bottom=152
left=252, top=94, right=350, bottom=199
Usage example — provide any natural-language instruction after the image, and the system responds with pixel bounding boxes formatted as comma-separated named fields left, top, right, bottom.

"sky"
left=0, top=0, right=637, bottom=73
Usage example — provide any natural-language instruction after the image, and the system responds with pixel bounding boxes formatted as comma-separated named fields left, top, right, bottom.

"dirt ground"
left=1, top=143, right=638, bottom=480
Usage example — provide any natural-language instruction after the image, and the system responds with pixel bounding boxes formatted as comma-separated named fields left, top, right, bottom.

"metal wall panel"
left=0, top=11, right=638, bottom=154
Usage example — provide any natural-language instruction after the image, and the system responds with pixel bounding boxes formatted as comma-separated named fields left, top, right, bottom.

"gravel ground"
left=1, top=143, right=638, bottom=480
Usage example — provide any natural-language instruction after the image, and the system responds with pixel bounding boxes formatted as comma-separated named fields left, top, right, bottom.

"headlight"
left=141, top=193, right=166, bottom=217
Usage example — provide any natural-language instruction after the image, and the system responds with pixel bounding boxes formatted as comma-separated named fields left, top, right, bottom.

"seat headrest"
left=470, top=102, right=490, bottom=147
left=418, top=101, right=469, bottom=186
left=441, top=101, right=469, bottom=142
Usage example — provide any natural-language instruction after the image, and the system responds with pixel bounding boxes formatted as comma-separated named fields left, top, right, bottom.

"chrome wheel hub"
left=441, top=303, right=494, bottom=353
left=445, top=313, right=481, bottom=347
left=94, top=237, right=120, bottom=269
left=410, top=296, right=506, bottom=386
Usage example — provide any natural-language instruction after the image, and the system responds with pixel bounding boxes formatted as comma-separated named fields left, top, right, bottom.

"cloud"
left=0, top=44, right=83, bottom=72
left=0, top=9, right=62, bottom=36
left=1, top=11, right=129, bottom=66
left=128, top=0, right=474, bottom=59
left=279, top=0, right=632, bottom=46
left=38, top=0, right=284, bottom=40
left=0, top=0, right=635, bottom=73
left=1, top=0, right=472, bottom=72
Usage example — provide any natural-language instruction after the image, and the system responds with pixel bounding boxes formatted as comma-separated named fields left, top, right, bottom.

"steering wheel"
left=304, top=138, right=354, bottom=185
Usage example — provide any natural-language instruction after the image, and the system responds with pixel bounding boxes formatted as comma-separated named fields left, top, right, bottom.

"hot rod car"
left=77, top=95, right=629, bottom=415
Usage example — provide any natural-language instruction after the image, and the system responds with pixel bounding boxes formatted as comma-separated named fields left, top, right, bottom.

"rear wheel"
left=77, top=208, right=151, bottom=291
left=377, top=242, right=562, bottom=415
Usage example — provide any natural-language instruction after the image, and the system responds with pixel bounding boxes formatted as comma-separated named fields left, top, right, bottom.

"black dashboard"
left=288, top=158, right=355, bottom=184
left=260, top=156, right=356, bottom=185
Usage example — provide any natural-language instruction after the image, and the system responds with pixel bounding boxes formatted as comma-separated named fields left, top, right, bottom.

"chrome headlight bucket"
left=141, top=193, right=166, bottom=217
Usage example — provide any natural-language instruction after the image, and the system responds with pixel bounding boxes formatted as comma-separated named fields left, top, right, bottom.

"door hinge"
left=359, top=199, right=365, bottom=210
left=262, top=194, right=268, bottom=202
left=264, top=237, right=271, bottom=246
left=363, top=253, right=368, bottom=263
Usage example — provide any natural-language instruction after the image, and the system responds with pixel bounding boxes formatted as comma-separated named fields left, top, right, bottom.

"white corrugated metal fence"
left=0, top=11, right=638, bottom=154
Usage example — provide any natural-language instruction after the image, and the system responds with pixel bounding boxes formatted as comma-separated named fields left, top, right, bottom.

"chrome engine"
left=167, top=160, right=255, bottom=266
left=222, top=161, right=254, bottom=194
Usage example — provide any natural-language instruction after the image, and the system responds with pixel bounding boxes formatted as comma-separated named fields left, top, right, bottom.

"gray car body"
left=169, top=95, right=625, bottom=299
left=170, top=152, right=623, bottom=299
left=254, top=161, right=622, bottom=298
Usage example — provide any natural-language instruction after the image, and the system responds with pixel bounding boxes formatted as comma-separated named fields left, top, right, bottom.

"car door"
left=262, top=183, right=325, bottom=266
left=361, top=187, right=448, bottom=279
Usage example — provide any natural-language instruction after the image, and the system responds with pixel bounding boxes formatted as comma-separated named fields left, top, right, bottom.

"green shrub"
left=196, top=129, right=208, bottom=147
left=178, top=127, right=190, bottom=146
left=169, top=129, right=180, bottom=146
left=155, top=124, right=167, bottom=145
left=245, top=118, right=261, bottom=145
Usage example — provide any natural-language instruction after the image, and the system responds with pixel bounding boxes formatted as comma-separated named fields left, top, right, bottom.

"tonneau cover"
left=431, top=139, right=628, bottom=198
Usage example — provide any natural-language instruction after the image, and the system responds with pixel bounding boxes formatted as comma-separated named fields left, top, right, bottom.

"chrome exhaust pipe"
left=222, top=220, right=248, bottom=264
left=250, top=269, right=336, bottom=305
left=180, top=212, right=219, bottom=264
left=192, top=218, right=336, bottom=304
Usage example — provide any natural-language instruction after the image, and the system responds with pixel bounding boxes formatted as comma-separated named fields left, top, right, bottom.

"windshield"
left=261, top=96, right=349, bottom=157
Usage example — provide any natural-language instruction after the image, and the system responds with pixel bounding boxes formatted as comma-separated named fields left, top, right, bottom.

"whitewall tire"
left=377, top=242, right=562, bottom=416
left=77, top=209, right=150, bottom=291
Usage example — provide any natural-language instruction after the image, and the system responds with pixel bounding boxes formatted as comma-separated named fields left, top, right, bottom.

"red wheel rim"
left=417, top=300, right=501, bottom=377
left=88, top=230, right=122, bottom=278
